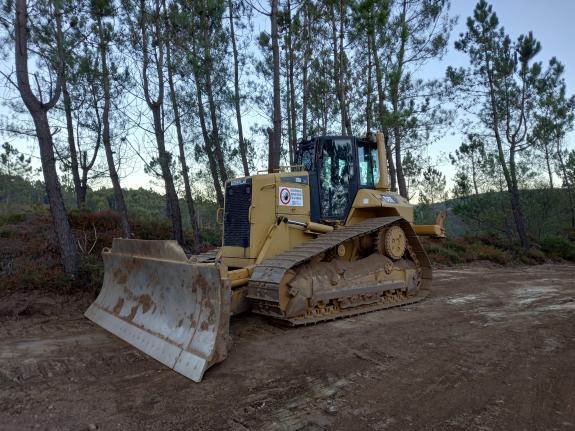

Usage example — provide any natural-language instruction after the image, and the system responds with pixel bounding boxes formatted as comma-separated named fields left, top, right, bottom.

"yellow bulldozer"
left=85, top=132, right=445, bottom=382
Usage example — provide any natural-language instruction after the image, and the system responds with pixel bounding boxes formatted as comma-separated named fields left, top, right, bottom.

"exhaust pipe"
left=375, top=132, right=390, bottom=191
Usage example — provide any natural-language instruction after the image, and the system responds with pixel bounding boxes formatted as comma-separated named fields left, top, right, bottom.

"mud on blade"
left=85, top=239, right=230, bottom=382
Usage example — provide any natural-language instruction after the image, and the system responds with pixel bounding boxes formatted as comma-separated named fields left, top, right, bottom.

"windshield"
left=296, top=143, right=315, bottom=171
left=319, top=138, right=354, bottom=219
left=357, top=140, right=379, bottom=188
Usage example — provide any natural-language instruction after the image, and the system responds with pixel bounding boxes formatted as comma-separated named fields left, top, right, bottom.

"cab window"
left=297, top=143, right=315, bottom=171
left=357, top=140, right=380, bottom=188
left=319, top=138, right=354, bottom=219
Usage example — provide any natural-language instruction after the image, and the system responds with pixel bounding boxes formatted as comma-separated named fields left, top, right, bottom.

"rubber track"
left=247, top=216, right=432, bottom=325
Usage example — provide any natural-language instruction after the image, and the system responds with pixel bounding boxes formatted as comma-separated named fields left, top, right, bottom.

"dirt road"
left=1, top=264, right=574, bottom=431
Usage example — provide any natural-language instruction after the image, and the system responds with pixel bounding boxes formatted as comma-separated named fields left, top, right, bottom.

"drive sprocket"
left=377, top=225, right=407, bottom=260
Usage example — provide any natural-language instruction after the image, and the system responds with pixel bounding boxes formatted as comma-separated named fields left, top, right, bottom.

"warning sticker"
left=279, top=186, right=304, bottom=206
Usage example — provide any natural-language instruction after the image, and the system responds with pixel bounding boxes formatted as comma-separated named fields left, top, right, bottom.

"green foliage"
left=518, top=247, right=546, bottom=265
left=422, top=237, right=511, bottom=266
left=450, top=188, right=573, bottom=242
left=424, top=241, right=463, bottom=265
left=423, top=237, right=512, bottom=266
left=448, top=0, right=575, bottom=248
left=539, top=236, right=575, bottom=261
left=452, top=171, right=471, bottom=198
left=0, top=212, right=25, bottom=226
left=449, top=134, right=491, bottom=197
left=90, top=0, right=115, bottom=17
left=4, top=268, right=74, bottom=292
left=0, top=227, right=14, bottom=238
left=470, top=244, right=510, bottom=265
left=421, top=217, right=575, bottom=266
left=565, top=150, right=575, bottom=186
left=0, top=206, right=221, bottom=294
left=0, top=143, right=37, bottom=180
left=402, top=151, right=424, bottom=199
left=418, top=166, right=447, bottom=205
left=77, top=255, right=105, bottom=291
left=0, top=174, right=221, bottom=246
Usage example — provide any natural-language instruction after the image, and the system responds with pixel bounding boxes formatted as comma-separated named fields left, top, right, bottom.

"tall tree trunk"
left=393, top=123, right=407, bottom=197
left=285, top=47, right=293, bottom=165
left=228, top=0, right=249, bottom=176
left=196, top=88, right=224, bottom=207
left=508, top=145, right=529, bottom=247
left=372, top=36, right=397, bottom=191
left=205, top=82, right=227, bottom=185
left=202, top=15, right=228, bottom=186
left=269, top=0, right=281, bottom=172
left=77, top=95, right=102, bottom=208
left=331, top=4, right=345, bottom=135
left=287, top=0, right=297, bottom=160
left=96, top=14, right=130, bottom=238
left=390, top=0, right=408, bottom=198
left=152, top=105, right=184, bottom=245
left=556, top=140, right=575, bottom=227
left=61, top=80, right=83, bottom=207
left=166, top=41, right=201, bottom=248
left=544, top=142, right=554, bottom=188
left=267, top=127, right=274, bottom=170
left=301, top=1, right=310, bottom=141
left=470, top=153, right=479, bottom=195
left=191, top=34, right=224, bottom=207
left=14, top=0, right=78, bottom=276
left=486, top=67, right=529, bottom=248
left=35, top=113, right=80, bottom=274
left=366, top=33, right=373, bottom=134
left=338, top=0, right=351, bottom=135
left=140, top=0, right=184, bottom=245
left=79, top=149, right=90, bottom=206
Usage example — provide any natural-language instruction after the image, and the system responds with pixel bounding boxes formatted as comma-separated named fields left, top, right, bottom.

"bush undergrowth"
left=0, top=209, right=220, bottom=293
left=1, top=209, right=574, bottom=292
left=423, top=232, right=575, bottom=266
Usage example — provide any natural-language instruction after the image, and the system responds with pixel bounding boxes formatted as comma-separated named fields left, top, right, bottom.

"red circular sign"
left=280, top=187, right=291, bottom=204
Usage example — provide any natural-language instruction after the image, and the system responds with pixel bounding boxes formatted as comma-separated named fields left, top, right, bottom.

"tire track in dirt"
left=0, top=264, right=574, bottom=430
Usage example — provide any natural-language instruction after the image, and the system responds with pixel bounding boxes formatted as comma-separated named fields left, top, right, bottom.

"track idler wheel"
left=377, top=225, right=407, bottom=260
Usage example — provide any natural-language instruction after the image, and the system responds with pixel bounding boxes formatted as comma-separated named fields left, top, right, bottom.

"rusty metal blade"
left=84, top=239, right=230, bottom=382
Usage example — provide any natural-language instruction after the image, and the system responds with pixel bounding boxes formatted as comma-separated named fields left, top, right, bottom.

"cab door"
left=318, top=137, right=356, bottom=221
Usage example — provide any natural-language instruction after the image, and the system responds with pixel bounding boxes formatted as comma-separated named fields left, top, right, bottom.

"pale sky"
left=2, top=0, right=574, bottom=194
left=427, top=0, right=575, bottom=179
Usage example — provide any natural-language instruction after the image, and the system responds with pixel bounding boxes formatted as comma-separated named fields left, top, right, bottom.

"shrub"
left=68, top=208, right=121, bottom=232
left=469, top=244, right=510, bottom=265
left=539, top=236, right=575, bottom=261
left=424, top=243, right=463, bottom=265
left=443, top=239, right=468, bottom=254
left=77, top=255, right=104, bottom=291
left=131, top=217, right=172, bottom=240
left=0, top=212, right=25, bottom=226
left=199, top=227, right=222, bottom=247
left=474, top=232, right=511, bottom=250
left=517, top=247, right=546, bottom=265
left=3, top=267, right=74, bottom=292
left=0, top=227, right=13, bottom=238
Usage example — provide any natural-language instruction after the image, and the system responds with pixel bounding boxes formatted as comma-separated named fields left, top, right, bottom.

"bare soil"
left=1, top=263, right=574, bottom=431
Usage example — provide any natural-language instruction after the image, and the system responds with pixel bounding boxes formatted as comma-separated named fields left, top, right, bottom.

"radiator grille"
left=223, top=179, right=252, bottom=248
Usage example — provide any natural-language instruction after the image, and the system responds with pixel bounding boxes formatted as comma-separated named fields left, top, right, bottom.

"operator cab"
left=295, top=136, right=381, bottom=223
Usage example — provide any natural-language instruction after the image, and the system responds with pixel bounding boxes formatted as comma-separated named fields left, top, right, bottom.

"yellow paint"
left=221, top=140, right=443, bottom=271
left=222, top=171, right=312, bottom=269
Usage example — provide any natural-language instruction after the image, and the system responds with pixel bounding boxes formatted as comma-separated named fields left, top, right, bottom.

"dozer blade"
left=85, top=239, right=230, bottom=382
